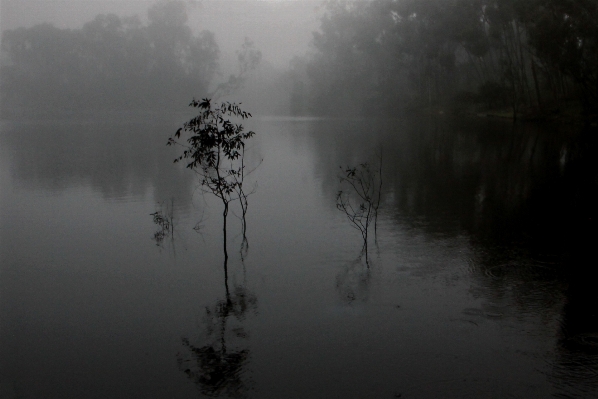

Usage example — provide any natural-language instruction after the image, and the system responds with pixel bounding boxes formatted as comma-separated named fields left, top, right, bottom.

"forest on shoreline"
left=0, top=1, right=218, bottom=117
left=1, top=0, right=597, bottom=122
left=290, top=0, right=598, bottom=121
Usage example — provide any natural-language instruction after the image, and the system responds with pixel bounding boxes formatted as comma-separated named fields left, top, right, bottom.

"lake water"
left=1, top=115, right=597, bottom=398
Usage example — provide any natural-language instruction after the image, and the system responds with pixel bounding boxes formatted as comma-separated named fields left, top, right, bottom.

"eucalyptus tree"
left=304, top=0, right=598, bottom=117
left=526, top=0, right=598, bottom=108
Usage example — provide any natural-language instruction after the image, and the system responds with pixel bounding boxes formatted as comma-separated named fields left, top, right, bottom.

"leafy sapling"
left=167, top=98, right=255, bottom=267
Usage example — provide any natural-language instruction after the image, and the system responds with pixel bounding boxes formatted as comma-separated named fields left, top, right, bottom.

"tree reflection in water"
left=150, top=199, right=174, bottom=249
left=336, top=256, right=372, bottom=304
left=178, top=270, right=257, bottom=397
left=309, top=117, right=598, bottom=396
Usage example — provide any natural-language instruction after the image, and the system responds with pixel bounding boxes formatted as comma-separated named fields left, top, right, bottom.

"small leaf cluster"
left=167, top=98, right=255, bottom=201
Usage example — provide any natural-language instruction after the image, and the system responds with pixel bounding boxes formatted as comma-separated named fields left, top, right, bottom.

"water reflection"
left=335, top=257, right=371, bottom=304
left=150, top=199, right=174, bottom=248
left=551, top=248, right=598, bottom=397
left=2, top=115, right=596, bottom=397
left=0, top=119, right=196, bottom=206
left=177, top=224, right=258, bottom=398
left=307, top=116, right=598, bottom=396
left=178, top=283, right=257, bottom=398
left=309, top=117, right=595, bottom=243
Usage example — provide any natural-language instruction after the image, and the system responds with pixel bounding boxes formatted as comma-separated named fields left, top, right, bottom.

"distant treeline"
left=0, top=1, right=218, bottom=116
left=290, top=0, right=598, bottom=118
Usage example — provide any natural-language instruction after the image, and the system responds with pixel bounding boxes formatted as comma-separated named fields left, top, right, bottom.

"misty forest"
left=1, top=0, right=597, bottom=398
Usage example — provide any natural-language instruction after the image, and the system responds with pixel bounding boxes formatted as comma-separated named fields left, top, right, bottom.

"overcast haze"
left=2, top=0, right=598, bottom=397
left=0, top=0, right=323, bottom=68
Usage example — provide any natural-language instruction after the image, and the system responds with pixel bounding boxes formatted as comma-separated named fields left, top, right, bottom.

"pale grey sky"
left=0, top=0, right=323, bottom=68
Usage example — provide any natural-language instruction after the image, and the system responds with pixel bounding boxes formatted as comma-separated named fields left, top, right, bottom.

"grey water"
left=1, top=115, right=597, bottom=398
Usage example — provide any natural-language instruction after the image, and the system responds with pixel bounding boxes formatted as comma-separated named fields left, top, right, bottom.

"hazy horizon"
left=0, top=0, right=323, bottom=69
left=1, top=1, right=597, bottom=397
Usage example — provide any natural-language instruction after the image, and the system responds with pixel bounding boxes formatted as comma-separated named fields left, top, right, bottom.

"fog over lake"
left=1, top=1, right=597, bottom=398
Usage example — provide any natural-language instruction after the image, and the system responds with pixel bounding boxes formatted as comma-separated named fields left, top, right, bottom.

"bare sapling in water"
left=336, top=157, right=382, bottom=265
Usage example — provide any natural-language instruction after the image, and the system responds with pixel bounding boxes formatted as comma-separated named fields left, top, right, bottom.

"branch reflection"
left=336, top=257, right=371, bottom=304
left=178, top=257, right=257, bottom=398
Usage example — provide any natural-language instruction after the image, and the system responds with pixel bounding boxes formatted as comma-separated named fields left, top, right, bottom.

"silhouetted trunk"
left=223, top=202, right=229, bottom=265
left=531, top=59, right=542, bottom=110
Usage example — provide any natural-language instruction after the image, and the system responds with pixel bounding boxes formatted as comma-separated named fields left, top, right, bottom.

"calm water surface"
left=1, top=115, right=597, bottom=398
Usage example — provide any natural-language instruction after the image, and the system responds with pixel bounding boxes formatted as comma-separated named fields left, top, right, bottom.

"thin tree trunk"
left=374, top=152, right=382, bottom=240
left=531, top=59, right=543, bottom=109
left=223, top=202, right=229, bottom=264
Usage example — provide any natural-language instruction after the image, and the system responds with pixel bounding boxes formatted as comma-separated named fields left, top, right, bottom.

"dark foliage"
left=168, top=98, right=255, bottom=262
left=301, top=0, right=598, bottom=117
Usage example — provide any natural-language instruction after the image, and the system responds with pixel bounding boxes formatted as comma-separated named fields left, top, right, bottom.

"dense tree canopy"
left=301, top=0, right=598, bottom=118
left=0, top=1, right=219, bottom=115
